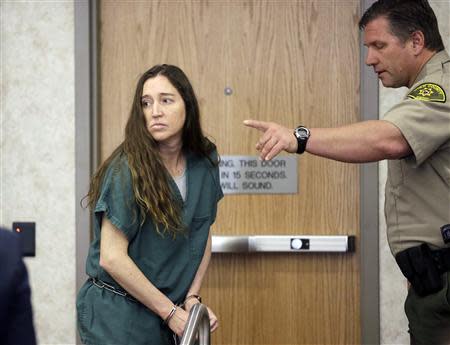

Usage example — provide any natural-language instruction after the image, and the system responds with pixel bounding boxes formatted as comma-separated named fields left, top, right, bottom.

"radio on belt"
left=290, top=238, right=310, bottom=250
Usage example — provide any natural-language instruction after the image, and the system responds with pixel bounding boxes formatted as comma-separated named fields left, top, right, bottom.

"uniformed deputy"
left=77, top=64, right=223, bottom=345
left=244, top=0, right=449, bottom=344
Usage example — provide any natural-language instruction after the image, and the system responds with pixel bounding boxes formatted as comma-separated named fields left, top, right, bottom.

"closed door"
left=99, top=1, right=360, bottom=344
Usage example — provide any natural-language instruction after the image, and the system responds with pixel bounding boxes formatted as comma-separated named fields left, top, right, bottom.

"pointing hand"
left=243, top=119, right=298, bottom=160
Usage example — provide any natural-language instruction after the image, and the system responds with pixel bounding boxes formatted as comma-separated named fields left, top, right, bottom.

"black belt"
left=89, top=277, right=138, bottom=303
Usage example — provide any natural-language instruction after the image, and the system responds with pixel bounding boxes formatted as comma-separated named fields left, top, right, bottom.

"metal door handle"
left=179, top=303, right=210, bottom=345
left=212, top=235, right=355, bottom=253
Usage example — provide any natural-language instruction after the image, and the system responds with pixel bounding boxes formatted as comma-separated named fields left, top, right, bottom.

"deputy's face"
left=363, top=16, right=416, bottom=88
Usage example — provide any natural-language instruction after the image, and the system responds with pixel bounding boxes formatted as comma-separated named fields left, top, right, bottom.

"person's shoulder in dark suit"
left=0, top=227, right=36, bottom=345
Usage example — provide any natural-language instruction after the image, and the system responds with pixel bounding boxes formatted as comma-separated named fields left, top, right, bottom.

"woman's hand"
left=167, top=307, right=189, bottom=337
left=184, top=299, right=219, bottom=333
left=206, top=306, right=218, bottom=332
left=183, top=297, right=199, bottom=313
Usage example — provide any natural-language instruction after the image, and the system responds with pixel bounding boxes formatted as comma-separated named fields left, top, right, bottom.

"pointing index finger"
left=243, top=119, right=270, bottom=132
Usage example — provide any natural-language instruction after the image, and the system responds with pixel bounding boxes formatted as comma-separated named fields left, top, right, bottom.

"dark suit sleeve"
left=1, top=230, right=36, bottom=345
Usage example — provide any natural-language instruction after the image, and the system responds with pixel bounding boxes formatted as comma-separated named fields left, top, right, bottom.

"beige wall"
left=379, top=1, right=450, bottom=344
left=0, top=1, right=75, bottom=344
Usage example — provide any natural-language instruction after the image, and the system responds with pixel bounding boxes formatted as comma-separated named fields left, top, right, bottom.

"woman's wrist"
left=182, top=294, right=202, bottom=310
left=163, top=305, right=178, bottom=325
left=185, top=294, right=202, bottom=304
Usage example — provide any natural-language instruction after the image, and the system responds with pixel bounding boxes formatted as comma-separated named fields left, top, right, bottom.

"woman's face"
left=141, top=75, right=186, bottom=147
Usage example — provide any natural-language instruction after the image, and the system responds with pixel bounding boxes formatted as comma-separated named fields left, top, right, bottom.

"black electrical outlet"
left=12, top=222, right=36, bottom=257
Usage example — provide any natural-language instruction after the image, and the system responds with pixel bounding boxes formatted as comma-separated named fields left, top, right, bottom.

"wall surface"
left=379, top=1, right=450, bottom=344
left=0, top=1, right=76, bottom=344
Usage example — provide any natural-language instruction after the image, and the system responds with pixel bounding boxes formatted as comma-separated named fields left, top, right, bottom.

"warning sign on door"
left=218, top=155, right=298, bottom=194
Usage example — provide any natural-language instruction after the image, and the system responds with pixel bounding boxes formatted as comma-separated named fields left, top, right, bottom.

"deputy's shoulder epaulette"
left=407, top=82, right=446, bottom=103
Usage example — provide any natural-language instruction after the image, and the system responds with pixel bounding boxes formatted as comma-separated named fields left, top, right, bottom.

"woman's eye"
left=142, top=100, right=151, bottom=107
left=162, top=98, right=174, bottom=104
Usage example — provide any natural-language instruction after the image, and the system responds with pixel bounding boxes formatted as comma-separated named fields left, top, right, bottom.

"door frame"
left=74, top=1, right=380, bottom=343
left=360, top=1, right=380, bottom=343
left=74, top=2, right=97, bottom=343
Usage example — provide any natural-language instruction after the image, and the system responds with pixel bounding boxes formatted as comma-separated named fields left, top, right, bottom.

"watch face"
left=295, top=127, right=309, bottom=140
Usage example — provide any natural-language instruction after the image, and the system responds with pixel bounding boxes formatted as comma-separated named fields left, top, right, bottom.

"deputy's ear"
left=410, top=30, right=425, bottom=55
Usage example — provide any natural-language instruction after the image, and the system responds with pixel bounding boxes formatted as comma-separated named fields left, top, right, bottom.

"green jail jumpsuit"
left=76, top=150, right=223, bottom=345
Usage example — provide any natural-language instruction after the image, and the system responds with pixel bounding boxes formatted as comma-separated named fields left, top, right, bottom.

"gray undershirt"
left=173, top=169, right=187, bottom=201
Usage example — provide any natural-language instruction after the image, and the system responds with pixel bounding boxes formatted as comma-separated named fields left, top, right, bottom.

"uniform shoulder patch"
left=407, top=82, right=446, bottom=103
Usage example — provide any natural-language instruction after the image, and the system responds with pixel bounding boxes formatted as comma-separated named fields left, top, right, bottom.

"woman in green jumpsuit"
left=76, top=64, right=223, bottom=345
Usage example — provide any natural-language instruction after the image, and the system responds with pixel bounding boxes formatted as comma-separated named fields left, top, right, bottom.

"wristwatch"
left=293, top=126, right=310, bottom=154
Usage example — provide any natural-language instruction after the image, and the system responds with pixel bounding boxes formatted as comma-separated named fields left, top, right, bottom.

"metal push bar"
left=212, top=235, right=355, bottom=253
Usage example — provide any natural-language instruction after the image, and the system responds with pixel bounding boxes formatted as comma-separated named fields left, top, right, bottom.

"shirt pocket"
left=189, top=215, right=210, bottom=258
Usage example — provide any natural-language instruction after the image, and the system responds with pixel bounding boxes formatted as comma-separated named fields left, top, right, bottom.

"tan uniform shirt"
left=384, top=50, right=450, bottom=256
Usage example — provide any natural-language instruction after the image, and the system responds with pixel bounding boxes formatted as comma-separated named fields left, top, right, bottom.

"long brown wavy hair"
left=86, top=64, right=217, bottom=236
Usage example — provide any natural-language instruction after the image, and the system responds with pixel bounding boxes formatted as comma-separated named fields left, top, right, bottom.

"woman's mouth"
left=151, top=123, right=167, bottom=129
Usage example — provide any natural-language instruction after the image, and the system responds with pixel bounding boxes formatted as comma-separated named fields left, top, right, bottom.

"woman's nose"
left=151, top=103, right=163, bottom=117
